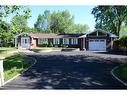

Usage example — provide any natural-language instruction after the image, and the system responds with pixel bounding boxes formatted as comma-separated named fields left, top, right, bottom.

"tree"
left=34, top=10, right=51, bottom=32
left=50, top=10, right=74, bottom=33
left=0, top=5, right=21, bottom=21
left=0, top=21, right=14, bottom=47
left=34, top=10, right=74, bottom=33
left=73, top=24, right=89, bottom=34
left=0, top=6, right=31, bottom=47
left=91, top=6, right=127, bottom=37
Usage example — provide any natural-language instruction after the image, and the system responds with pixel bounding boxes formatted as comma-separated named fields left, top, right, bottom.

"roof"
left=80, top=29, right=118, bottom=38
left=15, top=29, right=118, bottom=39
left=107, top=32, right=118, bottom=38
left=16, top=33, right=83, bottom=38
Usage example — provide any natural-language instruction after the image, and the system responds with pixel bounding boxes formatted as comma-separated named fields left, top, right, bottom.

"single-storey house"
left=15, top=29, right=118, bottom=51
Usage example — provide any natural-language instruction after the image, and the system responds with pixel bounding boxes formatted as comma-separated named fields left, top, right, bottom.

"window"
left=38, top=38, right=48, bottom=44
left=53, top=38, right=60, bottom=44
left=71, top=38, right=78, bottom=45
left=25, top=39, right=28, bottom=43
left=63, top=38, right=69, bottom=44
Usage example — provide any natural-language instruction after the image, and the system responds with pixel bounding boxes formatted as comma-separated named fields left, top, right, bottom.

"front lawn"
left=113, top=63, right=127, bottom=82
left=0, top=47, right=17, bottom=51
left=0, top=47, right=17, bottom=53
left=3, top=53, right=35, bottom=81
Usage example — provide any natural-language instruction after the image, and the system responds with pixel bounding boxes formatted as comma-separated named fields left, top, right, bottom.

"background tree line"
left=34, top=10, right=89, bottom=34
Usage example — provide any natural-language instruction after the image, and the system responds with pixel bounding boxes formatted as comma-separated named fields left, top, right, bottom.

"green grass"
left=30, top=47, right=63, bottom=52
left=0, top=53, right=14, bottom=57
left=3, top=53, right=35, bottom=81
left=30, top=47, right=53, bottom=52
left=0, top=47, right=17, bottom=51
left=113, top=63, right=127, bottom=80
left=0, top=47, right=17, bottom=54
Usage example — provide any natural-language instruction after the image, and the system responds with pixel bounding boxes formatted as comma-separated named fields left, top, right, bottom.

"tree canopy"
left=92, top=6, right=127, bottom=37
left=34, top=10, right=89, bottom=34
left=0, top=6, right=32, bottom=47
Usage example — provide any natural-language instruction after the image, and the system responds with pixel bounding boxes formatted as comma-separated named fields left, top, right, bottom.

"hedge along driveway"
left=3, top=53, right=35, bottom=81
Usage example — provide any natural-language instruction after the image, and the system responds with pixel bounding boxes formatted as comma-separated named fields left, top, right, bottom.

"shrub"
left=114, top=35, right=127, bottom=52
left=48, top=42, right=53, bottom=47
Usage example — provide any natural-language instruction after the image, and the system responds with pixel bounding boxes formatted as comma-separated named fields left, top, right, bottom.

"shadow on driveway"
left=2, top=54, right=127, bottom=89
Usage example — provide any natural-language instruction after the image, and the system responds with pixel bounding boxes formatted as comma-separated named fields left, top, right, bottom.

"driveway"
left=1, top=51, right=127, bottom=89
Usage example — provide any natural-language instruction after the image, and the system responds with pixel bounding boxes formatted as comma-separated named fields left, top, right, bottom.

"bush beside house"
left=113, top=35, right=127, bottom=53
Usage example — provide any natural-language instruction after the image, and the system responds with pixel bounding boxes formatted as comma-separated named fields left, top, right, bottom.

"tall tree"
left=91, top=6, right=127, bottom=37
left=0, top=6, right=31, bottom=47
left=11, top=8, right=31, bottom=34
left=34, top=10, right=74, bottom=33
left=34, top=10, right=51, bottom=32
left=73, top=24, right=90, bottom=34
left=0, top=5, right=21, bottom=21
left=50, top=10, right=74, bottom=33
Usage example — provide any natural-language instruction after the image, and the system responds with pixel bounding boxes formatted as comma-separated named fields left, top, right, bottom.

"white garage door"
left=89, top=39, right=106, bottom=51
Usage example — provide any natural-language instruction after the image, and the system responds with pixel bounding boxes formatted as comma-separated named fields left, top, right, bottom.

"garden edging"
left=111, top=64, right=127, bottom=86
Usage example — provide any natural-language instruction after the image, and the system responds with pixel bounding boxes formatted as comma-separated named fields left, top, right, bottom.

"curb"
left=111, top=63, right=127, bottom=86
left=3, top=53, right=37, bottom=85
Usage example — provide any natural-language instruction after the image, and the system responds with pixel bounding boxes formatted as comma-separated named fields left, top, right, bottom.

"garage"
left=89, top=39, right=106, bottom=51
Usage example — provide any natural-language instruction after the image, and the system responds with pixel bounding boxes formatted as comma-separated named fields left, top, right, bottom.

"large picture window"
left=53, top=38, right=60, bottom=44
left=38, top=38, right=48, bottom=44
left=71, top=38, right=78, bottom=45
left=63, top=38, right=69, bottom=44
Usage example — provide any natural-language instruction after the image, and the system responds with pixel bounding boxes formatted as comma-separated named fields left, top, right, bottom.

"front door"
left=21, top=37, right=30, bottom=49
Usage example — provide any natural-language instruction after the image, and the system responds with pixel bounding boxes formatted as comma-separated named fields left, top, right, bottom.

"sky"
left=8, top=6, right=96, bottom=31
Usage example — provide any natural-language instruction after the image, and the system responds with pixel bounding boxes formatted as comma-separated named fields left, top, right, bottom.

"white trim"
left=53, top=38, right=60, bottom=44
left=38, top=38, right=48, bottom=44
left=71, top=38, right=78, bottom=45
left=63, top=38, right=69, bottom=44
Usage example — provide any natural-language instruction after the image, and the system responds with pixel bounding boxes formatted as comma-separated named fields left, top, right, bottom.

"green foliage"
left=113, top=63, right=127, bottom=80
left=0, top=21, right=14, bottom=47
left=34, top=10, right=89, bottom=34
left=59, top=44, right=67, bottom=48
left=73, top=24, right=90, bottom=34
left=0, top=5, right=21, bottom=21
left=114, top=35, right=127, bottom=52
left=92, top=6, right=127, bottom=37
left=48, top=42, right=53, bottom=47
left=119, top=35, right=127, bottom=48
left=34, top=10, right=51, bottom=32
left=0, top=6, right=32, bottom=47
left=50, top=10, right=74, bottom=33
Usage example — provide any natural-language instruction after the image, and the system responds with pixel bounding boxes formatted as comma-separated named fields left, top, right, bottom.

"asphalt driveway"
left=1, top=51, right=127, bottom=89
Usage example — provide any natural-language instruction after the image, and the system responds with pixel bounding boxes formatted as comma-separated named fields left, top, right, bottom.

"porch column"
left=0, top=57, right=5, bottom=87
left=15, top=37, right=17, bottom=48
left=111, top=38, right=113, bottom=50
left=83, top=38, right=86, bottom=50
